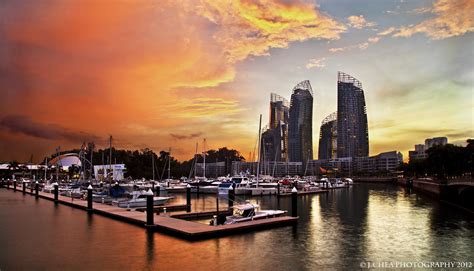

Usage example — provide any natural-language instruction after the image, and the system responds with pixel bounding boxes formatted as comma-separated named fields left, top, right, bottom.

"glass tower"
left=318, top=112, right=337, bottom=160
left=288, top=80, right=314, bottom=164
left=337, top=72, right=369, bottom=158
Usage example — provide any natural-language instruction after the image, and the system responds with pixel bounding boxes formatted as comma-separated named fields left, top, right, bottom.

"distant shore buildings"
left=409, top=137, right=448, bottom=162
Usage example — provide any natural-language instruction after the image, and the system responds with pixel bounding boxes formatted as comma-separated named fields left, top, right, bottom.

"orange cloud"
left=1, top=0, right=347, bottom=161
left=190, top=0, right=346, bottom=62
left=393, top=0, right=474, bottom=39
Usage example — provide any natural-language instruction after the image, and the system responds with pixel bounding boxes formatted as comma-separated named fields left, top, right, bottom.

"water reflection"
left=146, top=230, right=154, bottom=265
left=0, top=185, right=473, bottom=270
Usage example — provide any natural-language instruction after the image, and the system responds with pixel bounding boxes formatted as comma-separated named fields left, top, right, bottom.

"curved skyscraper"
left=318, top=112, right=337, bottom=160
left=337, top=72, right=369, bottom=158
left=288, top=80, right=313, bottom=164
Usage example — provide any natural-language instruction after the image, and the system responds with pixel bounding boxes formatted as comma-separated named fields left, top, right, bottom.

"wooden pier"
left=1, top=183, right=297, bottom=240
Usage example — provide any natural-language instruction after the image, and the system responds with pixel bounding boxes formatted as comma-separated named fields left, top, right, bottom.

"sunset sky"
left=0, top=0, right=473, bottom=163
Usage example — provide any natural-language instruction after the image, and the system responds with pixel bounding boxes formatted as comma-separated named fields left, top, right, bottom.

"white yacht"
left=113, top=191, right=172, bottom=208
left=224, top=203, right=286, bottom=224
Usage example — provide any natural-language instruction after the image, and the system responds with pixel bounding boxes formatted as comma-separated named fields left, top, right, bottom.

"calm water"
left=1, top=184, right=473, bottom=270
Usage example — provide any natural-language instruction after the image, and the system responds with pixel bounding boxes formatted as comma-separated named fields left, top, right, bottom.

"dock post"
left=228, top=184, right=235, bottom=209
left=53, top=182, right=59, bottom=202
left=156, top=184, right=160, bottom=196
left=87, top=185, right=93, bottom=212
left=277, top=183, right=280, bottom=196
left=13, top=180, right=17, bottom=192
left=35, top=181, right=39, bottom=198
left=186, top=184, right=191, bottom=213
left=30, top=181, right=34, bottom=193
left=22, top=181, right=26, bottom=194
left=196, top=185, right=200, bottom=197
left=291, top=187, right=298, bottom=217
left=145, top=189, right=154, bottom=226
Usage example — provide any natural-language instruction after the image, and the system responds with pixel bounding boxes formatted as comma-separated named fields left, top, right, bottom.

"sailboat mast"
left=109, top=135, right=112, bottom=183
left=194, top=142, right=198, bottom=178
left=44, top=157, right=48, bottom=180
left=168, top=147, right=171, bottom=180
left=152, top=152, right=155, bottom=181
left=256, top=114, right=262, bottom=186
left=203, top=138, right=206, bottom=178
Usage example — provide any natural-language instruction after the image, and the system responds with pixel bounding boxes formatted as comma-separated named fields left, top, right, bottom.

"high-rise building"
left=270, top=93, right=289, bottom=130
left=288, top=80, right=314, bottom=164
left=318, top=112, right=337, bottom=159
left=337, top=72, right=369, bottom=158
left=261, top=93, right=289, bottom=166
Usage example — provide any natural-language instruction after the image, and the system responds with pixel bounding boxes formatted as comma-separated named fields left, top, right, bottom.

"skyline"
left=0, top=0, right=473, bottom=163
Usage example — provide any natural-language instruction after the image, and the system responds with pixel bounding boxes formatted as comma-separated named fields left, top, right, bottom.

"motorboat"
left=60, top=188, right=84, bottom=198
left=330, top=178, right=347, bottom=188
left=113, top=191, right=172, bottom=208
left=223, top=203, right=286, bottom=224
left=217, top=182, right=234, bottom=195
left=343, top=178, right=354, bottom=185
left=199, top=181, right=222, bottom=194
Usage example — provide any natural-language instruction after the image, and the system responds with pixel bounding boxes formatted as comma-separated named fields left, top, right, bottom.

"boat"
left=330, top=178, right=347, bottom=188
left=343, top=178, right=354, bottom=185
left=217, top=182, right=233, bottom=195
left=199, top=181, right=222, bottom=194
left=223, top=203, right=286, bottom=224
left=60, top=188, right=84, bottom=198
left=113, top=191, right=172, bottom=208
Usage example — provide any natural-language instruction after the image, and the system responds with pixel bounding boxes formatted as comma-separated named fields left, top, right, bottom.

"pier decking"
left=2, top=183, right=297, bottom=240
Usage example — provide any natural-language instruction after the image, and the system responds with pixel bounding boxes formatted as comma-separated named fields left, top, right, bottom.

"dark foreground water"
left=1, top=184, right=473, bottom=270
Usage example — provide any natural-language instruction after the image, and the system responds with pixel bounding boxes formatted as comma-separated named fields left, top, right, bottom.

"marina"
left=1, top=182, right=472, bottom=270
left=0, top=182, right=297, bottom=240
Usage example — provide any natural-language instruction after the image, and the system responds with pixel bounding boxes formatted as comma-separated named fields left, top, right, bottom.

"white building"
left=94, top=164, right=126, bottom=181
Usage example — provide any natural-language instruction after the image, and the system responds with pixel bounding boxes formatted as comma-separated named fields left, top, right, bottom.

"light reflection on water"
left=0, top=184, right=472, bottom=270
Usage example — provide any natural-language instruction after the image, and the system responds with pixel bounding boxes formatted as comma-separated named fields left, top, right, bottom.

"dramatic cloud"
left=347, top=15, right=377, bottom=29
left=392, top=0, right=474, bottom=39
left=191, top=0, right=346, bottom=62
left=1, top=0, right=347, bottom=160
left=306, top=57, right=326, bottom=69
left=0, top=115, right=101, bottom=142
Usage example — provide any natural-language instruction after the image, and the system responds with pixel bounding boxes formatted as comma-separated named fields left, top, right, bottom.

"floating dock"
left=1, top=183, right=297, bottom=240
left=278, top=189, right=328, bottom=196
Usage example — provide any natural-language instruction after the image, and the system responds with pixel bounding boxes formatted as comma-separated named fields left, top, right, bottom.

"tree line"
left=400, top=139, right=474, bottom=179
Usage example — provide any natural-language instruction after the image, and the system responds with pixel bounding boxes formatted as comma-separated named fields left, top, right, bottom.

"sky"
left=0, top=0, right=473, bottom=163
